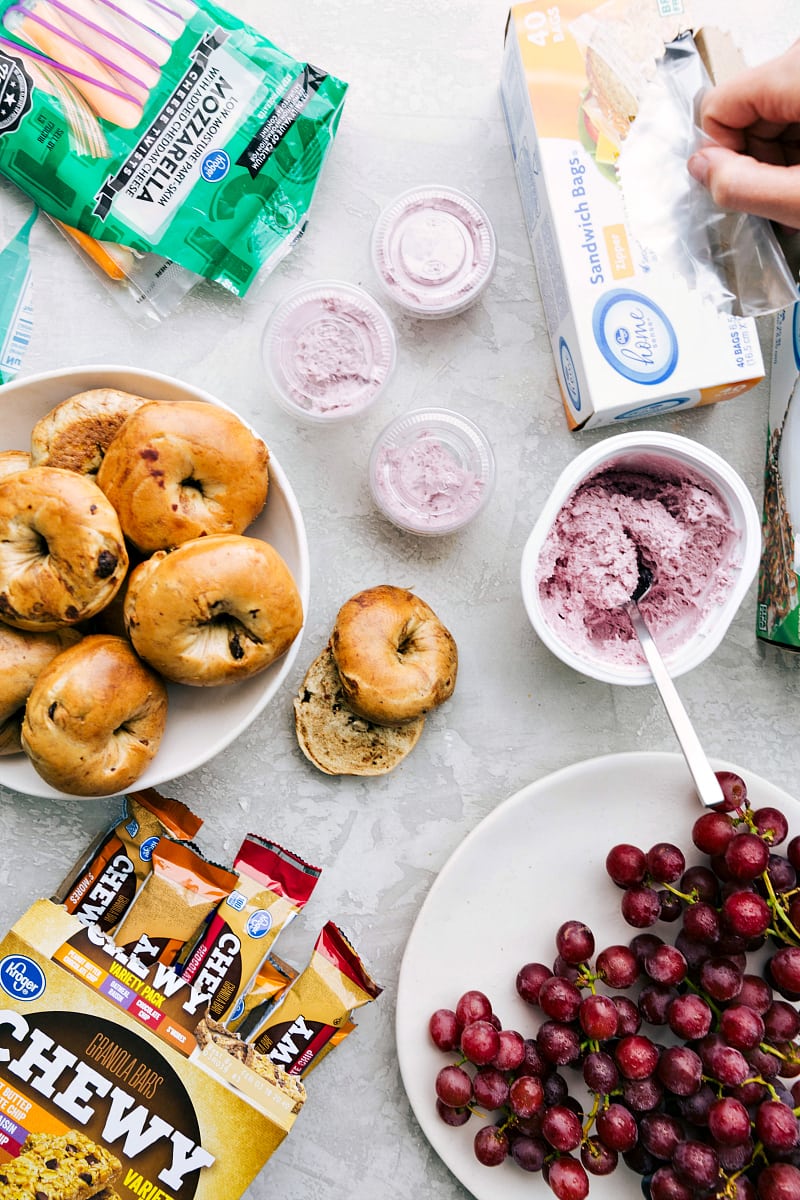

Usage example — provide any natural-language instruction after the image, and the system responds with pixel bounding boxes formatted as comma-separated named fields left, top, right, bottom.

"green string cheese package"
left=0, top=0, right=348, bottom=299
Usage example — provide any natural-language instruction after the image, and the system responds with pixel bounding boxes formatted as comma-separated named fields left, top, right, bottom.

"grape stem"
left=761, top=868, right=800, bottom=943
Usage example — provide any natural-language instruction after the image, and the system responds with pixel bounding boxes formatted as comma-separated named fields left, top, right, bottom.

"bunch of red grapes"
left=428, top=772, right=800, bottom=1200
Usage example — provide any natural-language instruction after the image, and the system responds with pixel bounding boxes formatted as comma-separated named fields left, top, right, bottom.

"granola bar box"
left=0, top=899, right=304, bottom=1198
left=757, top=304, right=800, bottom=649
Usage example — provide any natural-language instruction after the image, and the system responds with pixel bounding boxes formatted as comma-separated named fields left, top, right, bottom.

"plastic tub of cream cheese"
left=520, top=432, right=761, bottom=685
left=369, top=408, right=495, bottom=535
left=370, top=186, right=497, bottom=318
left=262, top=281, right=397, bottom=424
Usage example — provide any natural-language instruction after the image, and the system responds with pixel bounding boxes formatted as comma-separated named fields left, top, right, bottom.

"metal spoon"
left=626, top=562, right=725, bottom=810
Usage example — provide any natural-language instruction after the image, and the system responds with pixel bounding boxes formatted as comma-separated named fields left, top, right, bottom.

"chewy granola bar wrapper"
left=248, top=921, right=381, bottom=1076
left=181, top=835, right=320, bottom=1023
left=228, top=952, right=297, bottom=1035
left=0, top=0, right=347, bottom=297
left=113, top=838, right=238, bottom=968
left=55, top=788, right=203, bottom=933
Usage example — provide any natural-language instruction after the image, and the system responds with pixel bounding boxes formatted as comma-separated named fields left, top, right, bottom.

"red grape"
left=693, top=810, right=736, bottom=855
left=580, top=1135, right=617, bottom=1176
left=436, top=1097, right=471, bottom=1126
left=646, top=842, right=685, bottom=883
left=605, top=843, right=646, bottom=887
left=455, top=989, right=492, bottom=1026
left=472, top=1067, right=509, bottom=1110
left=428, top=1008, right=460, bottom=1051
left=555, top=919, right=595, bottom=965
left=595, top=944, right=638, bottom=988
left=508, top=1074, right=544, bottom=1118
left=547, top=1155, right=589, bottom=1200
left=515, top=961, right=553, bottom=1006
left=493, top=1028, right=526, bottom=1071
left=542, top=1104, right=583, bottom=1152
left=714, top=770, right=748, bottom=812
left=473, top=1125, right=508, bottom=1166
left=435, top=1064, right=472, bottom=1107
left=595, top=1102, right=638, bottom=1152
left=708, top=1096, right=752, bottom=1145
left=460, top=1019, right=500, bottom=1066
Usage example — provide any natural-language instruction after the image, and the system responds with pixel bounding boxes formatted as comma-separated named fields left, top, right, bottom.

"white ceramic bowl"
left=520, top=431, right=761, bottom=686
left=0, top=365, right=310, bottom=800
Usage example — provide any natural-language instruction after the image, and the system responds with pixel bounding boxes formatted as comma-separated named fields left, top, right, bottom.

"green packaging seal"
left=0, top=0, right=347, bottom=297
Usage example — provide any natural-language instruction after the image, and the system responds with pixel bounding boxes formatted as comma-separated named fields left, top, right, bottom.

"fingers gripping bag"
left=0, top=0, right=348, bottom=298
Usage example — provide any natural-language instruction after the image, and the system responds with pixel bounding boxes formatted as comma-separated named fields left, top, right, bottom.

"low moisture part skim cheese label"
left=591, top=288, right=679, bottom=386
left=96, top=31, right=260, bottom=240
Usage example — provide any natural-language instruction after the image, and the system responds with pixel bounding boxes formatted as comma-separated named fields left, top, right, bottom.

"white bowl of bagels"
left=0, top=365, right=310, bottom=801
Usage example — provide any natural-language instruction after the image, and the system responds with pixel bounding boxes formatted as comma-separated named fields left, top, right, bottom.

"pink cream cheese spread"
left=371, top=186, right=496, bottom=318
left=369, top=408, right=495, bottom=535
left=264, top=281, right=396, bottom=421
left=536, top=460, right=740, bottom=666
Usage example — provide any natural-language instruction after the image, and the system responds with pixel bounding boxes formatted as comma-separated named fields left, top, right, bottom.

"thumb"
left=688, top=146, right=800, bottom=230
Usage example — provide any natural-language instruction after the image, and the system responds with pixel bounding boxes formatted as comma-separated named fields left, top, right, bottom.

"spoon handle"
left=627, top=602, right=725, bottom=810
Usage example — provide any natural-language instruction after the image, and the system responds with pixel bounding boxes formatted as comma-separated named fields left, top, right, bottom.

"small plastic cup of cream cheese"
left=369, top=407, right=495, bottom=535
left=370, top=186, right=497, bottom=319
left=262, top=280, right=397, bottom=424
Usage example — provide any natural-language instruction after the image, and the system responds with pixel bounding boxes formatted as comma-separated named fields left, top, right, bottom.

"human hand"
left=687, top=38, right=800, bottom=231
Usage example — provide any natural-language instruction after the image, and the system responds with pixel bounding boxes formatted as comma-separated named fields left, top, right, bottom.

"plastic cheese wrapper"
left=0, top=0, right=348, bottom=315
left=54, top=787, right=203, bottom=932
left=248, top=921, right=382, bottom=1076
left=181, top=834, right=321, bottom=1023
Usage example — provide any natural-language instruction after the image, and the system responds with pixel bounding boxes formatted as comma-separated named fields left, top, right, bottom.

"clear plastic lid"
left=369, top=407, right=495, bottom=535
left=371, top=186, right=497, bottom=318
left=262, top=280, right=397, bottom=423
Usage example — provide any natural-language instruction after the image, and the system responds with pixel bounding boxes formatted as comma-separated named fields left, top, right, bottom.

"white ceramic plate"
left=396, top=751, right=799, bottom=1200
left=0, top=365, right=310, bottom=800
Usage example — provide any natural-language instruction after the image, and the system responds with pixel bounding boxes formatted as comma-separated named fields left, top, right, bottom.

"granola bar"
left=0, top=1130, right=122, bottom=1200
left=195, top=1015, right=306, bottom=1114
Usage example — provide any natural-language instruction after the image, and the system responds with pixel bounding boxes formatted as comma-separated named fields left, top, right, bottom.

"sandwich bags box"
left=500, top=0, right=764, bottom=429
left=0, top=900, right=303, bottom=1198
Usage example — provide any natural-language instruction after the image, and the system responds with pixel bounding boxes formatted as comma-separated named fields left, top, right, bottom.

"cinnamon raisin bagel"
left=294, top=644, right=425, bottom=775
left=0, top=450, right=31, bottom=480
left=0, top=623, right=82, bottom=755
left=0, top=466, right=128, bottom=630
left=30, top=387, right=149, bottom=476
left=21, top=633, right=168, bottom=796
left=96, top=400, right=270, bottom=553
left=124, top=534, right=303, bottom=686
left=330, top=585, right=458, bottom=725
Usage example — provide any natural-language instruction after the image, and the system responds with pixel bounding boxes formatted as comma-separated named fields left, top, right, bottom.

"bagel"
left=96, top=400, right=270, bottom=553
left=0, top=466, right=128, bottom=631
left=331, top=585, right=457, bottom=725
left=30, top=388, right=150, bottom=476
left=124, top=534, right=303, bottom=686
left=0, top=623, right=82, bottom=755
left=294, top=644, right=425, bottom=775
left=21, top=633, right=168, bottom=796
left=0, top=450, right=31, bottom=480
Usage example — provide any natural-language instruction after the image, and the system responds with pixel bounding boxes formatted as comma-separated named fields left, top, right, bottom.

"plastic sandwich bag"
left=618, top=33, right=799, bottom=317
left=0, top=0, right=348, bottom=316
